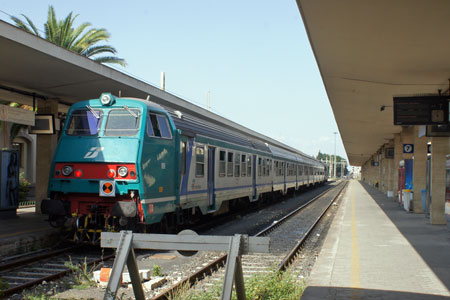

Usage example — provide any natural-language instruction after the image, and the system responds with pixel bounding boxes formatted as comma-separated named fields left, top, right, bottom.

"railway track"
left=0, top=182, right=342, bottom=299
left=0, top=245, right=114, bottom=298
left=149, top=180, right=347, bottom=299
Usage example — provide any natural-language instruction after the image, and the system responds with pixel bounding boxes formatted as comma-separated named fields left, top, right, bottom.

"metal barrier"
left=101, top=231, right=270, bottom=300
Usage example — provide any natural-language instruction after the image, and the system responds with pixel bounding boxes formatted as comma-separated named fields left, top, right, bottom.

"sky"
left=0, top=1, right=348, bottom=161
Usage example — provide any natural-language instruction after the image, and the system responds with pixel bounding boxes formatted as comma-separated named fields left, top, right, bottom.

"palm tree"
left=11, top=6, right=126, bottom=67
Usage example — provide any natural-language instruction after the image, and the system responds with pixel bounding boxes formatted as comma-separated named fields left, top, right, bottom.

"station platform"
left=0, top=207, right=59, bottom=257
left=301, top=180, right=450, bottom=300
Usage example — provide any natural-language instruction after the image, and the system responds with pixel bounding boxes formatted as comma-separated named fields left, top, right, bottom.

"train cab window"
left=147, top=113, right=172, bottom=139
left=235, top=153, right=241, bottom=177
left=219, top=150, right=226, bottom=177
left=195, top=146, right=205, bottom=177
left=105, top=108, right=141, bottom=136
left=241, top=155, right=246, bottom=177
left=247, top=155, right=252, bottom=177
left=157, top=115, right=172, bottom=138
left=66, top=108, right=103, bottom=136
left=227, top=152, right=234, bottom=177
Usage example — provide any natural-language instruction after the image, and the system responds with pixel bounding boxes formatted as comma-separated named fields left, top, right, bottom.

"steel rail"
left=149, top=182, right=343, bottom=300
left=1, top=250, right=115, bottom=297
left=0, top=246, right=80, bottom=272
left=277, top=181, right=347, bottom=272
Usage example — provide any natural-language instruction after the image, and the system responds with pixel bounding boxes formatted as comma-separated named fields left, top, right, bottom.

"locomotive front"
left=42, top=93, right=147, bottom=243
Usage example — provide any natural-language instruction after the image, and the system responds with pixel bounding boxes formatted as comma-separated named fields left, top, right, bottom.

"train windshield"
left=66, top=108, right=103, bottom=136
left=104, top=108, right=141, bottom=136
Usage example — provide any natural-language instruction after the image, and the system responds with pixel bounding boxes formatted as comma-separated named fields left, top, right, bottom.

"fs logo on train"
left=100, top=180, right=115, bottom=197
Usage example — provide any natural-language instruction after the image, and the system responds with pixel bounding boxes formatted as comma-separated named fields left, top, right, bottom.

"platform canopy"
left=297, top=0, right=450, bottom=166
left=0, top=20, right=309, bottom=157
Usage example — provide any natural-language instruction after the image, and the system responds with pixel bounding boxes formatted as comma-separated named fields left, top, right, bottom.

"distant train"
left=41, top=93, right=326, bottom=243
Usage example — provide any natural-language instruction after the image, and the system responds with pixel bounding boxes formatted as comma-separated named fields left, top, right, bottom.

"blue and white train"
left=41, top=93, right=327, bottom=242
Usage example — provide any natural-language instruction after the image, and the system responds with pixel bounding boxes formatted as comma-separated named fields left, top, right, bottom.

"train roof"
left=69, top=95, right=321, bottom=164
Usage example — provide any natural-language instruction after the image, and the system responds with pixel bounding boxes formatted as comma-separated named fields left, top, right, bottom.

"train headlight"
left=62, top=165, right=73, bottom=176
left=118, top=166, right=128, bottom=177
left=100, top=94, right=111, bottom=105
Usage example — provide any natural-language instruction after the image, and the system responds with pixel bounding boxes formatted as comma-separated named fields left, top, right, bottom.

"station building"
left=297, top=0, right=450, bottom=225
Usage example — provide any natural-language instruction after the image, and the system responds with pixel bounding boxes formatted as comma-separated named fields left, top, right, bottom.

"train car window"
left=266, top=159, right=270, bottom=176
left=195, top=146, right=205, bottom=177
left=181, top=141, right=186, bottom=175
left=66, top=109, right=103, bottom=136
left=282, top=162, right=285, bottom=176
left=105, top=108, right=141, bottom=136
left=156, top=115, right=172, bottom=139
left=219, top=150, right=226, bottom=177
left=247, top=155, right=251, bottom=177
left=269, top=159, right=272, bottom=174
left=235, top=153, right=241, bottom=177
left=258, top=157, right=262, bottom=177
left=262, top=158, right=266, bottom=177
left=241, top=154, right=246, bottom=177
left=227, top=152, right=234, bottom=177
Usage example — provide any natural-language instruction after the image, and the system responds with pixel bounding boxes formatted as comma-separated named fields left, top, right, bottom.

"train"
left=41, top=93, right=327, bottom=243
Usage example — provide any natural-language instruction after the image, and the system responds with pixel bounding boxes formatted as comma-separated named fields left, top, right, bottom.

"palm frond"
left=82, top=45, right=119, bottom=57
left=10, top=15, right=41, bottom=37
left=10, top=5, right=126, bottom=67
left=65, top=22, right=91, bottom=51
left=22, top=15, right=41, bottom=36
left=93, top=56, right=127, bottom=67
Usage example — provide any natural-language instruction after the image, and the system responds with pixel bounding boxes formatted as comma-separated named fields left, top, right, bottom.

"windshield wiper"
left=86, top=105, right=100, bottom=119
left=123, top=105, right=138, bottom=118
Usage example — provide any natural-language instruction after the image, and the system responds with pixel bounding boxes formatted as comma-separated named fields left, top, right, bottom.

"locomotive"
left=41, top=93, right=326, bottom=243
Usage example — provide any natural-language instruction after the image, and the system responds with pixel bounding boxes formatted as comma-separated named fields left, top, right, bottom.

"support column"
left=35, top=99, right=59, bottom=213
left=401, top=126, right=414, bottom=161
left=412, top=126, right=426, bottom=213
left=380, top=147, right=387, bottom=193
left=386, top=140, right=394, bottom=197
left=430, top=137, right=448, bottom=225
left=393, top=133, right=402, bottom=200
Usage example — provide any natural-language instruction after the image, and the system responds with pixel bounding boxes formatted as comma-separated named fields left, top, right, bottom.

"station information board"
left=393, top=95, right=449, bottom=125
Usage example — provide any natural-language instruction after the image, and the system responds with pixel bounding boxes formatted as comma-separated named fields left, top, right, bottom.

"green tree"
left=11, top=6, right=126, bottom=67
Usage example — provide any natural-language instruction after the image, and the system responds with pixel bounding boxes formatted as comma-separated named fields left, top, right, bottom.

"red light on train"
left=107, top=169, right=116, bottom=178
left=74, top=169, right=83, bottom=178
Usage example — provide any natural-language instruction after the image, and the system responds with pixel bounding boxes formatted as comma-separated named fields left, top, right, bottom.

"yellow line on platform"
left=351, top=185, right=361, bottom=289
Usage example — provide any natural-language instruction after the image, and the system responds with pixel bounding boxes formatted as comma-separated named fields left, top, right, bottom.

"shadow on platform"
left=360, top=182, right=450, bottom=293
left=302, top=285, right=450, bottom=300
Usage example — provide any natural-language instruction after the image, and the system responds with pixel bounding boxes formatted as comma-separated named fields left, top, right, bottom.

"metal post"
left=333, top=132, right=337, bottom=178
left=104, top=231, right=145, bottom=300
left=221, top=234, right=245, bottom=300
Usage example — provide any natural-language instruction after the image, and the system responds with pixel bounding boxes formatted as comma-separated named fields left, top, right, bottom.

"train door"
left=179, top=136, right=193, bottom=204
left=207, top=147, right=216, bottom=208
left=252, top=154, right=257, bottom=200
